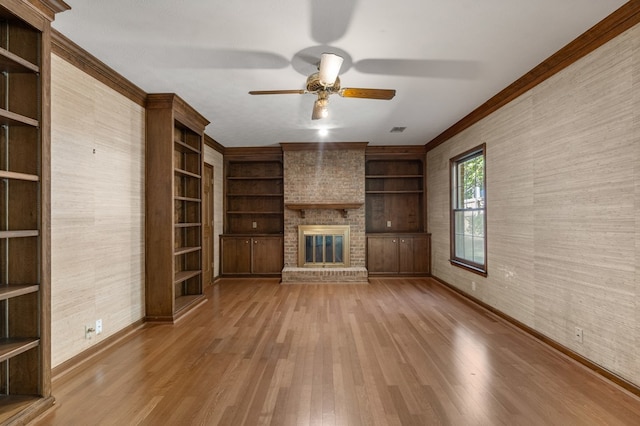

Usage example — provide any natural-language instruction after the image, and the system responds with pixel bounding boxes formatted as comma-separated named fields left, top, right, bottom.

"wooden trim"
left=431, top=275, right=640, bottom=398
left=280, top=142, right=368, bottom=151
left=426, top=1, right=640, bottom=152
left=365, top=145, right=426, bottom=158
left=146, top=93, right=210, bottom=133
left=224, top=146, right=283, bottom=161
left=3, top=396, right=55, bottom=425
left=28, top=0, right=70, bottom=20
left=204, top=134, right=225, bottom=154
left=0, top=0, right=49, bottom=30
left=51, top=319, right=145, bottom=381
left=286, top=203, right=363, bottom=218
left=51, top=29, right=147, bottom=107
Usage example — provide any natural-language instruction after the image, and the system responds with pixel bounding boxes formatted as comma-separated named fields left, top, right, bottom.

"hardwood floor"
left=34, top=278, right=640, bottom=425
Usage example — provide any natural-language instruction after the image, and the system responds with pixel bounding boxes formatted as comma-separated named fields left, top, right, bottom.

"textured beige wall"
left=204, top=145, right=224, bottom=278
left=50, top=54, right=145, bottom=367
left=427, top=24, right=640, bottom=386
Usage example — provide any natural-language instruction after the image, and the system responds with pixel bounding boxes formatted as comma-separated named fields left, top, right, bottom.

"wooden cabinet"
left=146, top=94, right=209, bottom=322
left=367, top=234, right=430, bottom=275
left=0, top=1, right=67, bottom=423
left=221, top=236, right=251, bottom=274
left=365, top=158, right=424, bottom=233
left=221, top=235, right=283, bottom=275
left=366, top=235, right=399, bottom=274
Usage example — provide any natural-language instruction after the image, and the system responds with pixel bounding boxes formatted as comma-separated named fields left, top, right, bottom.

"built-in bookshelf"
left=224, top=157, right=284, bottom=235
left=221, top=150, right=284, bottom=275
left=365, top=148, right=430, bottom=276
left=146, top=94, right=209, bottom=321
left=0, top=1, right=69, bottom=423
left=365, top=158, right=424, bottom=233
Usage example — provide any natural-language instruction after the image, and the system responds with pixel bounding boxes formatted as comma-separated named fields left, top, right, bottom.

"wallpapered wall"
left=50, top=54, right=146, bottom=367
left=427, top=24, right=640, bottom=386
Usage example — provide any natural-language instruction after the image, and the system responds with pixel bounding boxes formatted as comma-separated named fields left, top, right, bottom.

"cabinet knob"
left=254, top=240, right=258, bottom=244
left=392, top=240, right=396, bottom=243
left=245, top=240, right=249, bottom=244
left=401, top=239, right=405, bottom=243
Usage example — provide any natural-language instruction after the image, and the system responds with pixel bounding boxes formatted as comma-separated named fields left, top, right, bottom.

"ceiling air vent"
left=390, top=126, right=406, bottom=133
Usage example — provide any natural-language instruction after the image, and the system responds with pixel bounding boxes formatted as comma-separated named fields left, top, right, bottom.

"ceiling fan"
left=249, top=53, right=396, bottom=120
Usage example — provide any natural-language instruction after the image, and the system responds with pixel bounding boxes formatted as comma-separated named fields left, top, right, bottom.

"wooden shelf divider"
left=0, top=338, right=40, bottom=364
left=0, top=170, right=40, bottom=181
left=0, top=284, right=39, bottom=301
left=0, top=46, right=39, bottom=73
left=0, top=108, right=39, bottom=127
left=0, top=230, right=39, bottom=239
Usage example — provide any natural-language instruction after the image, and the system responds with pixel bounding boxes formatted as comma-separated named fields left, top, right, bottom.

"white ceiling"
left=52, top=0, right=626, bottom=148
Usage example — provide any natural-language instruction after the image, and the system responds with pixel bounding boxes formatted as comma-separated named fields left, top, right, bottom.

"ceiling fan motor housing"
left=306, top=73, right=341, bottom=93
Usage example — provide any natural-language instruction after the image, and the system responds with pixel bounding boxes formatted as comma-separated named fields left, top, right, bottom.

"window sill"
left=449, top=259, right=487, bottom=277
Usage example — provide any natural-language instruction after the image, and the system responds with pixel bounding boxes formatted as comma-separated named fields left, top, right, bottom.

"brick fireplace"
left=280, top=142, right=368, bottom=283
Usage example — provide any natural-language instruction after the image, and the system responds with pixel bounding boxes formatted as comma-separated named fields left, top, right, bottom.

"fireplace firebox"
left=298, top=225, right=350, bottom=267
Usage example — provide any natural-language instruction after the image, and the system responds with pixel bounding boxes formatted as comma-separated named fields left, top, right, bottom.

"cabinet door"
left=367, top=236, right=399, bottom=274
left=221, top=237, right=252, bottom=274
left=398, top=235, right=430, bottom=274
left=252, top=236, right=283, bottom=274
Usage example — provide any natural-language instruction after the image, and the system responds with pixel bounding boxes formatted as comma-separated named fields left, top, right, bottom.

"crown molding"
left=425, top=1, right=640, bottom=152
left=51, top=29, right=147, bottom=107
left=204, top=134, right=225, bottom=154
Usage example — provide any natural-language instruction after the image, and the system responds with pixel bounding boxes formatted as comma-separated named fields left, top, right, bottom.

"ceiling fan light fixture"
left=312, top=98, right=329, bottom=120
left=318, top=53, right=343, bottom=87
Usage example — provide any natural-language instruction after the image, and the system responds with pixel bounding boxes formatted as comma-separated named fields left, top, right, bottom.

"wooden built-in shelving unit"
left=365, top=158, right=425, bottom=233
left=365, top=148, right=430, bottom=276
left=0, top=0, right=69, bottom=423
left=221, top=149, right=284, bottom=276
left=145, top=93, right=210, bottom=322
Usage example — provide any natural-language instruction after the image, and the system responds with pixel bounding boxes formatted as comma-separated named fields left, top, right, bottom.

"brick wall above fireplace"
left=280, top=142, right=368, bottom=284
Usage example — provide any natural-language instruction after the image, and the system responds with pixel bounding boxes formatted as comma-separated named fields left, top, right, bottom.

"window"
left=450, top=144, right=486, bottom=275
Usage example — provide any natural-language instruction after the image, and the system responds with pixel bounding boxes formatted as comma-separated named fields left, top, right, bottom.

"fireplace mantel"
left=286, top=203, right=363, bottom=218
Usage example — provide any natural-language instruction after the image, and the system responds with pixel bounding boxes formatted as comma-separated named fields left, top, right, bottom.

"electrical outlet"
left=471, top=281, right=477, bottom=291
left=252, top=221, right=257, bottom=229
left=96, top=319, right=103, bottom=335
left=386, top=220, right=392, bottom=228
left=574, top=327, right=583, bottom=343
left=85, top=325, right=95, bottom=339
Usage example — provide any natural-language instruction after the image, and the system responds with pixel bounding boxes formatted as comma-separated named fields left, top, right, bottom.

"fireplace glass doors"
left=298, top=225, right=350, bottom=267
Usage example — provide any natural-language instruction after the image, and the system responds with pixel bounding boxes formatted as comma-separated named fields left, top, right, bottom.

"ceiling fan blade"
left=354, top=59, right=481, bottom=79
left=339, top=88, right=396, bottom=100
left=249, top=90, right=307, bottom=95
left=310, top=0, right=357, bottom=44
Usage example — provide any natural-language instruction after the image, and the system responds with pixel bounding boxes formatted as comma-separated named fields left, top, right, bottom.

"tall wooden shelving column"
left=0, top=0, right=69, bottom=423
left=146, top=94, right=210, bottom=322
left=221, top=148, right=284, bottom=276
left=365, top=146, right=431, bottom=276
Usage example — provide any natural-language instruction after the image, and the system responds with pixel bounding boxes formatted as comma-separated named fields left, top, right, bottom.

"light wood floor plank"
left=33, top=277, right=640, bottom=425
